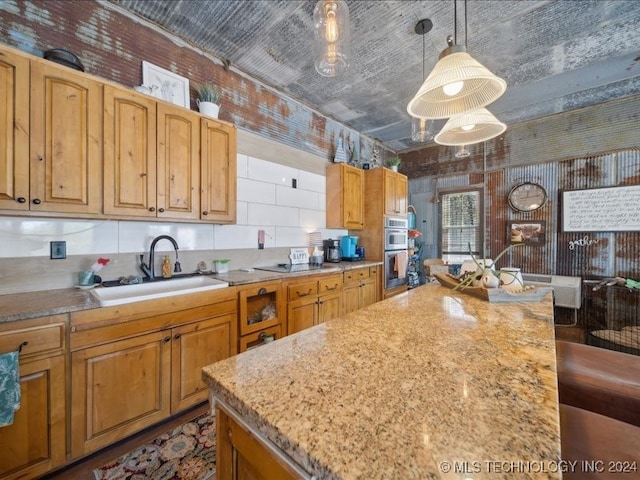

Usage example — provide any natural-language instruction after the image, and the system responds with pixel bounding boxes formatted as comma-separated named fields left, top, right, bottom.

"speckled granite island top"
left=202, top=283, right=560, bottom=479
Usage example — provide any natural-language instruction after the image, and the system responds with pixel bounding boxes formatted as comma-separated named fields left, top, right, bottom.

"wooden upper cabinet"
left=30, top=59, right=102, bottom=214
left=383, top=168, right=407, bottom=215
left=157, top=103, right=200, bottom=220
left=0, top=48, right=30, bottom=211
left=326, top=163, right=365, bottom=229
left=103, top=85, right=157, bottom=217
left=200, top=117, right=236, bottom=223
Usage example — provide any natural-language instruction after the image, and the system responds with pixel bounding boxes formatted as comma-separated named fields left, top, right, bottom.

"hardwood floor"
left=39, top=402, right=211, bottom=479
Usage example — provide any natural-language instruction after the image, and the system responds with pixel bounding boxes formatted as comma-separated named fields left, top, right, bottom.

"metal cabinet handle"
left=325, top=284, right=339, bottom=291
left=202, top=211, right=208, bottom=215
left=32, top=198, right=41, bottom=205
left=258, top=287, right=267, bottom=295
left=149, top=207, right=156, bottom=212
left=174, top=333, right=181, bottom=340
left=159, top=208, right=165, bottom=213
left=297, top=288, right=313, bottom=297
left=16, top=197, right=26, bottom=203
left=258, top=332, right=266, bottom=340
left=163, top=336, right=171, bottom=342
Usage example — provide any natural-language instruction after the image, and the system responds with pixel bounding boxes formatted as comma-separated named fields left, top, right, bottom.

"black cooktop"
left=254, top=264, right=329, bottom=274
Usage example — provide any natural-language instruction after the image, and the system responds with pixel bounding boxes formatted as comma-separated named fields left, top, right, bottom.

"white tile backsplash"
left=118, top=221, right=214, bottom=252
left=298, top=170, right=325, bottom=193
left=247, top=203, right=298, bottom=226
left=247, top=156, right=298, bottom=187
left=0, top=217, right=118, bottom=257
left=299, top=208, right=326, bottom=229
left=276, top=185, right=319, bottom=210
left=213, top=225, right=276, bottom=249
left=238, top=177, right=277, bottom=204
left=275, top=226, right=311, bottom=247
left=237, top=153, right=249, bottom=178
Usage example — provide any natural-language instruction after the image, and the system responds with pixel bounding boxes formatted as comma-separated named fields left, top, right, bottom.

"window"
left=440, top=189, right=482, bottom=263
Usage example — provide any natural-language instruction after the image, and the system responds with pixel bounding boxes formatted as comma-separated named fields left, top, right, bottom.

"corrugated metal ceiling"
left=112, top=0, right=640, bottom=152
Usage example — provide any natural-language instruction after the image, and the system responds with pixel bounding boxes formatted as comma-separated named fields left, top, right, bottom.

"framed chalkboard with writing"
left=561, top=185, right=640, bottom=232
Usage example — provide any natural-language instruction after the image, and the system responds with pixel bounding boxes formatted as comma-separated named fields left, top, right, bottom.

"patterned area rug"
left=93, top=413, right=216, bottom=480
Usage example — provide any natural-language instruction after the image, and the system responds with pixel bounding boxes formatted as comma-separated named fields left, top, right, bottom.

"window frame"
left=438, top=187, right=484, bottom=264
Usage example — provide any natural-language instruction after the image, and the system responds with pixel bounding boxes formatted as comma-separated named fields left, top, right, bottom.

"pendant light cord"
left=464, top=0, right=468, bottom=47
left=454, top=0, right=457, bottom=45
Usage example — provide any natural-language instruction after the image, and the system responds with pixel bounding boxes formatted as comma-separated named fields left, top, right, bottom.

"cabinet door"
left=318, top=291, right=342, bottom=324
left=395, top=173, right=408, bottom=214
left=0, top=48, right=29, bottom=211
left=343, top=165, right=365, bottom=229
left=342, top=283, right=360, bottom=315
left=157, top=103, right=200, bottom=220
left=200, top=118, right=236, bottom=222
left=171, top=314, right=234, bottom=412
left=287, top=296, right=317, bottom=335
left=216, top=406, right=301, bottom=480
left=360, top=278, right=377, bottom=309
left=30, top=60, right=102, bottom=214
left=103, top=85, right=157, bottom=217
left=0, top=355, right=66, bottom=480
left=71, top=330, right=171, bottom=457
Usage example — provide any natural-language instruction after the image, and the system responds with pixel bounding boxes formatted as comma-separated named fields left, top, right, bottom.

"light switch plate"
left=50, top=241, right=66, bottom=259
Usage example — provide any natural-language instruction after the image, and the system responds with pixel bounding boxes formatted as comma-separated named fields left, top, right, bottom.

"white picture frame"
left=141, top=61, right=190, bottom=108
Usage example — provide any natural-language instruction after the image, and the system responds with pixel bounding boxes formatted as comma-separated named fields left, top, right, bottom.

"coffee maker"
left=323, top=239, right=341, bottom=263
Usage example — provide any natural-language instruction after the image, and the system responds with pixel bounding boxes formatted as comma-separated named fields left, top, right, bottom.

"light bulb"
left=443, top=81, right=464, bottom=96
left=461, top=124, right=475, bottom=131
left=325, top=5, right=338, bottom=42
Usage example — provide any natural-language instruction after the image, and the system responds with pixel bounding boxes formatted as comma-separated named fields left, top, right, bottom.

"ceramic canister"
left=500, top=267, right=524, bottom=291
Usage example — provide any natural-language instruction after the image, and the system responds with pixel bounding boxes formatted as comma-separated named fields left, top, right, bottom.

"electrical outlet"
left=292, top=178, right=297, bottom=189
left=50, top=241, right=66, bottom=259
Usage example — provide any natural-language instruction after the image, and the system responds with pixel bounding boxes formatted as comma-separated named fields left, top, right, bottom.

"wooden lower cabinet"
left=69, top=289, right=237, bottom=459
left=0, top=316, right=67, bottom=480
left=216, top=404, right=302, bottom=480
left=343, top=267, right=378, bottom=315
left=171, top=314, right=235, bottom=411
left=287, top=275, right=343, bottom=335
left=71, top=330, right=172, bottom=457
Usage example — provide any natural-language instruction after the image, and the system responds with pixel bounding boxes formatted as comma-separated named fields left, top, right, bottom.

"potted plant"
left=386, top=156, right=402, bottom=172
left=456, top=243, right=525, bottom=291
left=195, top=82, right=221, bottom=119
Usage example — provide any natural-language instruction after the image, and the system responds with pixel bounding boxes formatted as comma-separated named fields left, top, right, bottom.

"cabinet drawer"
left=287, top=280, right=318, bottom=300
left=318, top=274, right=343, bottom=294
left=239, top=325, right=282, bottom=353
left=0, top=316, right=65, bottom=357
left=343, top=267, right=370, bottom=284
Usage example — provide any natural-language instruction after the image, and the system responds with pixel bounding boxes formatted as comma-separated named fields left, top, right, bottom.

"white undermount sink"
left=90, top=276, right=229, bottom=307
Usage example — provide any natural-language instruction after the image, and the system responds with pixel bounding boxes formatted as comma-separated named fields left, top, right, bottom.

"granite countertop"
left=0, top=288, right=100, bottom=323
left=202, top=283, right=560, bottom=479
left=0, top=261, right=383, bottom=323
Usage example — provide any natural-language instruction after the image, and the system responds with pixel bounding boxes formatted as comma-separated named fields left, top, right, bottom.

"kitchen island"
left=202, top=283, right=561, bottom=479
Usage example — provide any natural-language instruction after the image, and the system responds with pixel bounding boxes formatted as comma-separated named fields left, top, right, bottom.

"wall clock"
left=508, top=182, right=547, bottom=212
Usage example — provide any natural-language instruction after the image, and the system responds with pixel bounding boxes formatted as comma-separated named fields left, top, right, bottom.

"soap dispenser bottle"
left=162, top=255, right=172, bottom=278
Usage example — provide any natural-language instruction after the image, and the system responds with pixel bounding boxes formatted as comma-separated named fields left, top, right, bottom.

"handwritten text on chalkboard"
left=562, top=185, right=640, bottom=232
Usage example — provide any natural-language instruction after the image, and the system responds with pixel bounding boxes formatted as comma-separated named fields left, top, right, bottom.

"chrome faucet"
left=139, top=235, right=182, bottom=280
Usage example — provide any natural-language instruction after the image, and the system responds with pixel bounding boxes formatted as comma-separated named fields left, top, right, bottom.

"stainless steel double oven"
left=383, top=216, right=408, bottom=290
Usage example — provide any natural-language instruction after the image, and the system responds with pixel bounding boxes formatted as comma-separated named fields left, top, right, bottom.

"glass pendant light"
left=313, top=1, right=350, bottom=77
left=406, top=0, right=506, bottom=119
left=410, top=19, right=435, bottom=143
left=434, top=107, right=506, bottom=145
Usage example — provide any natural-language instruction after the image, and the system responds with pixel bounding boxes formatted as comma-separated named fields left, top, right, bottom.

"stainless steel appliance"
left=384, top=216, right=408, bottom=251
left=384, top=216, right=409, bottom=289
left=323, top=239, right=341, bottom=263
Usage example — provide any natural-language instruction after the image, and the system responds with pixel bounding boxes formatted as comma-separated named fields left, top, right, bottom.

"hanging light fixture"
left=406, top=0, right=506, bottom=119
left=313, top=1, right=350, bottom=77
left=433, top=107, right=506, bottom=146
left=411, top=18, right=435, bottom=143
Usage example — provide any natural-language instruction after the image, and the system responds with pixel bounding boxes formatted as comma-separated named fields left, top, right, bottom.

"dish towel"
left=0, top=351, right=21, bottom=427
left=394, top=251, right=408, bottom=279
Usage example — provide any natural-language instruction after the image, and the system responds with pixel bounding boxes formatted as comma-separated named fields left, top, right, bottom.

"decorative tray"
left=434, top=273, right=554, bottom=303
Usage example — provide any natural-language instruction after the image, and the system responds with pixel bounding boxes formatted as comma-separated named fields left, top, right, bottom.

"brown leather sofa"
left=560, top=404, right=640, bottom=479
left=557, top=341, right=640, bottom=478
left=555, top=340, right=640, bottom=427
